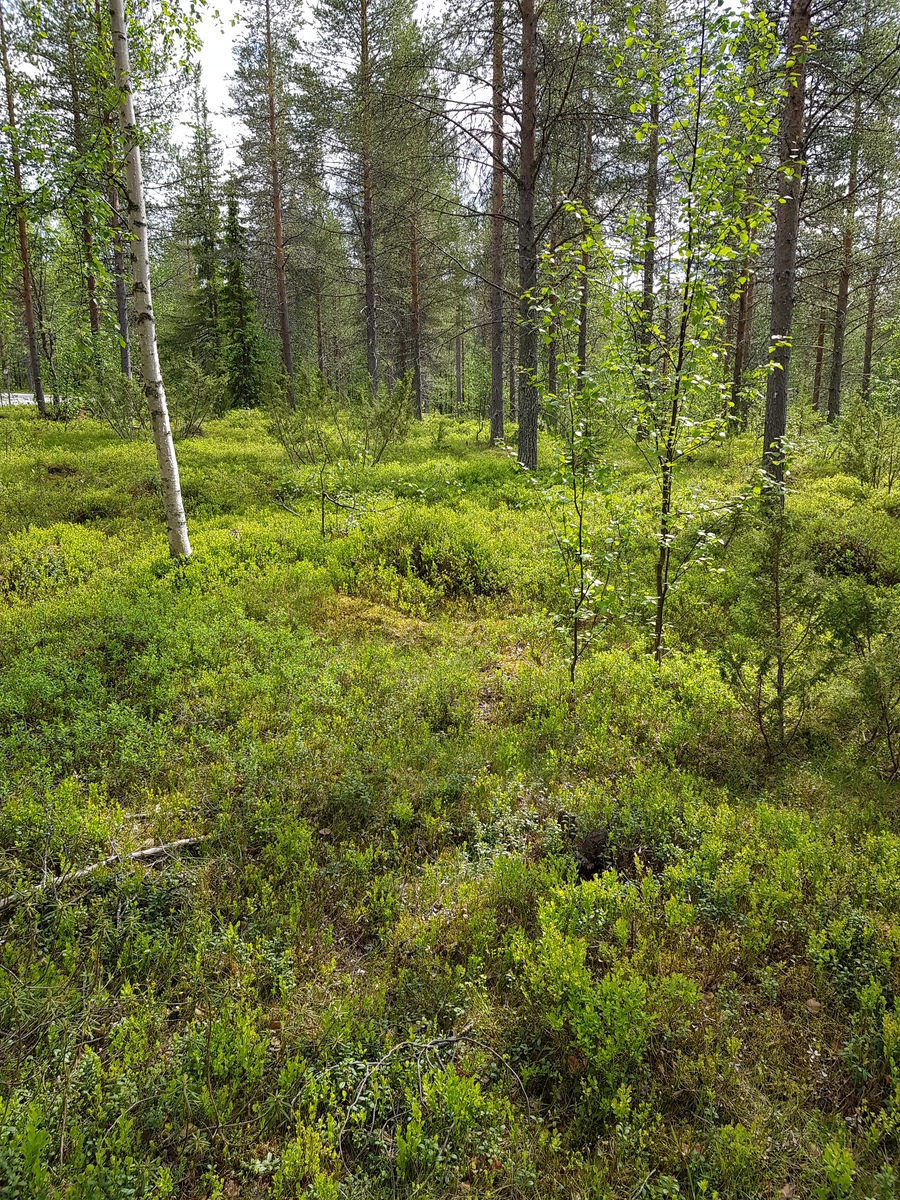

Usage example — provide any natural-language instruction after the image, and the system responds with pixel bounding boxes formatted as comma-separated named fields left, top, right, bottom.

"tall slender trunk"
left=636, top=94, right=658, bottom=438
left=508, top=290, right=517, bottom=420
left=641, top=101, right=659, bottom=327
left=315, top=276, right=325, bottom=378
left=0, top=0, right=46, bottom=416
left=861, top=179, right=883, bottom=405
left=106, top=117, right=132, bottom=378
left=576, top=109, right=592, bottom=389
left=410, top=218, right=422, bottom=419
left=811, top=310, right=826, bottom=412
left=455, top=304, right=462, bottom=417
left=265, top=0, right=294, bottom=404
left=547, top=314, right=557, bottom=400
left=109, top=0, right=191, bottom=558
left=517, top=0, right=539, bottom=470
left=826, top=94, right=861, bottom=423
left=360, top=0, right=378, bottom=388
left=64, top=2, right=99, bottom=339
left=489, top=0, right=505, bottom=444
left=731, top=270, right=754, bottom=427
left=762, top=0, right=811, bottom=486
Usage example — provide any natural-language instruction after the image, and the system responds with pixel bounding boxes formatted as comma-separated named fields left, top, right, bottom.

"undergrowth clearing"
left=1, top=408, right=899, bottom=1199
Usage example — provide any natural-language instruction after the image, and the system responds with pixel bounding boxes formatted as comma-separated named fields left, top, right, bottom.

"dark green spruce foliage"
left=221, top=188, right=266, bottom=408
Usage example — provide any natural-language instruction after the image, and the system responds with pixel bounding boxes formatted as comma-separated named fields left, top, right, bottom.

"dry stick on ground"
left=0, top=837, right=207, bottom=917
left=337, top=1031, right=531, bottom=1167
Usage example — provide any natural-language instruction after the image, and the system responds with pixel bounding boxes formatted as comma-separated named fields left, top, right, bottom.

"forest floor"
left=1, top=406, right=899, bottom=1199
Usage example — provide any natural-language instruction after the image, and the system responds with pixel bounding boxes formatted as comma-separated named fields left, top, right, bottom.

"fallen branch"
left=0, top=836, right=208, bottom=918
left=337, top=1028, right=530, bottom=1166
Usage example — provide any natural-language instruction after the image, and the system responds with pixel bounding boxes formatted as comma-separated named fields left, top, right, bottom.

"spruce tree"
left=221, top=185, right=265, bottom=408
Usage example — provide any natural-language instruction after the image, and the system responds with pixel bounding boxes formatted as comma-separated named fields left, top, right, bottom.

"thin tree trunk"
left=576, top=114, right=592, bottom=390
left=826, top=93, right=861, bottom=424
left=517, top=0, right=539, bottom=470
left=455, top=326, right=462, bottom=416
left=489, top=0, right=505, bottom=444
left=508, top=290, right=517, bottom=420
left=811, top=310, right=826, bottom=413
left=316, top=277, right=325, bottom=378
left=762, top=0, right=811, bottom=486
left=636, top=95, right=658, bottom=438
left=731, top=272, right=752, bottom=425
left=107, top=121, right=132, bottom=379
left=547, top=315, right=557, bottom=400
left=723, top=291, right=734, bottom=387
left=459, top=327, right=465, bottom=417
left=361, top=0, right=377, bottom=388
left=862, top=180, right=883, bottom=405
left=0, top=0, right=46, bottom=416
left=410, top=218, right=422, bottom=419
left=64, top=1, right=99, bottom=339
left=109, top=0, right=191, bottom=558
left=265, top=0, right=294, bottom=404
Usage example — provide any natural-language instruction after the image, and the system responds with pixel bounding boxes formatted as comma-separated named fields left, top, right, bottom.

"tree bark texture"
left=109, top=0, right=191, bottom=557
left=508, top=290, right=517, bottom=420
left=517, top=0, right=539, bottom=470
left=106, top=118, right=132, bottom=379
left=811, top=311, right=826, bottom=413
left=0, top=0, right=46, bottom=416
left=489, top=0, right=505, bottom=444
left=411, top=219, right=422, bottom=419
left=576, top=109, right=592, bottom=391
left=861, top=179, right=883, bottom=405
left=731, top=272, right=754, bottom=426
left=64, top=2, right=99, bottom=338
left=826, top=94, right=861, bottom=423
left=762, top=0, right=811, bottom=484
left=360, top=0, right=378, bottom=389
left=265, top=0, right=294, bottom=404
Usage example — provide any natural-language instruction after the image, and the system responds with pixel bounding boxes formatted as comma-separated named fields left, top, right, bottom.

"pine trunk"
left=516, top=0, right=539, bottom=470
left=826, top=94, right=861, bottom=423
left=265, top=0, right=294, bottom=404
left=361, top=0, right=378, bottom=389
left=576, top=110, right=592, bottom=390
left=411, top=219, right=422, bottom=419
left=861, top=180, right=883, bottom=405
left=762, top=0, right=811, bottom=484
left=508, top=290, right=517, bottom=420
left=0, top=0, right=46, bottom=416
left=65, top=2, right=99, bottom=339
left=109, top=0, right=191, bottom=558
left=455, top=327, right=462, bottom=416
left=811, top=311, right=826, bottom=413
left=316, top=277, right=326, bottom=379
left=489, top=0, right=505, bottom=444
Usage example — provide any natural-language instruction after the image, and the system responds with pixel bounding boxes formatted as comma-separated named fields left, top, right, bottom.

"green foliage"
left=839, top=392, right=900, bottom=493
left=220, top=187, right=266, bottom=409
left=168, top=356, right=227, bottom=439
left=0, top=407, right=899, bottom=1199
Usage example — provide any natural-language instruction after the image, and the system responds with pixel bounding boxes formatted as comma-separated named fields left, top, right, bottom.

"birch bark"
left=109, top=0, right=191, bottom=557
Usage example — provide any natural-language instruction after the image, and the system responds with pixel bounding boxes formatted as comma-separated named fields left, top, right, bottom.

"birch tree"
left=109, top=0, right=191, bottom=557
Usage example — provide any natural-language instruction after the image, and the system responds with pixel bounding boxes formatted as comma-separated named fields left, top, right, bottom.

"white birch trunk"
left=109, top=0, right=191, bottom=558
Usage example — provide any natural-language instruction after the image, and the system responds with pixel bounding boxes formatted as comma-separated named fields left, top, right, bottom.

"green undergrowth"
left=0, top=407, right=899, bottom=1198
